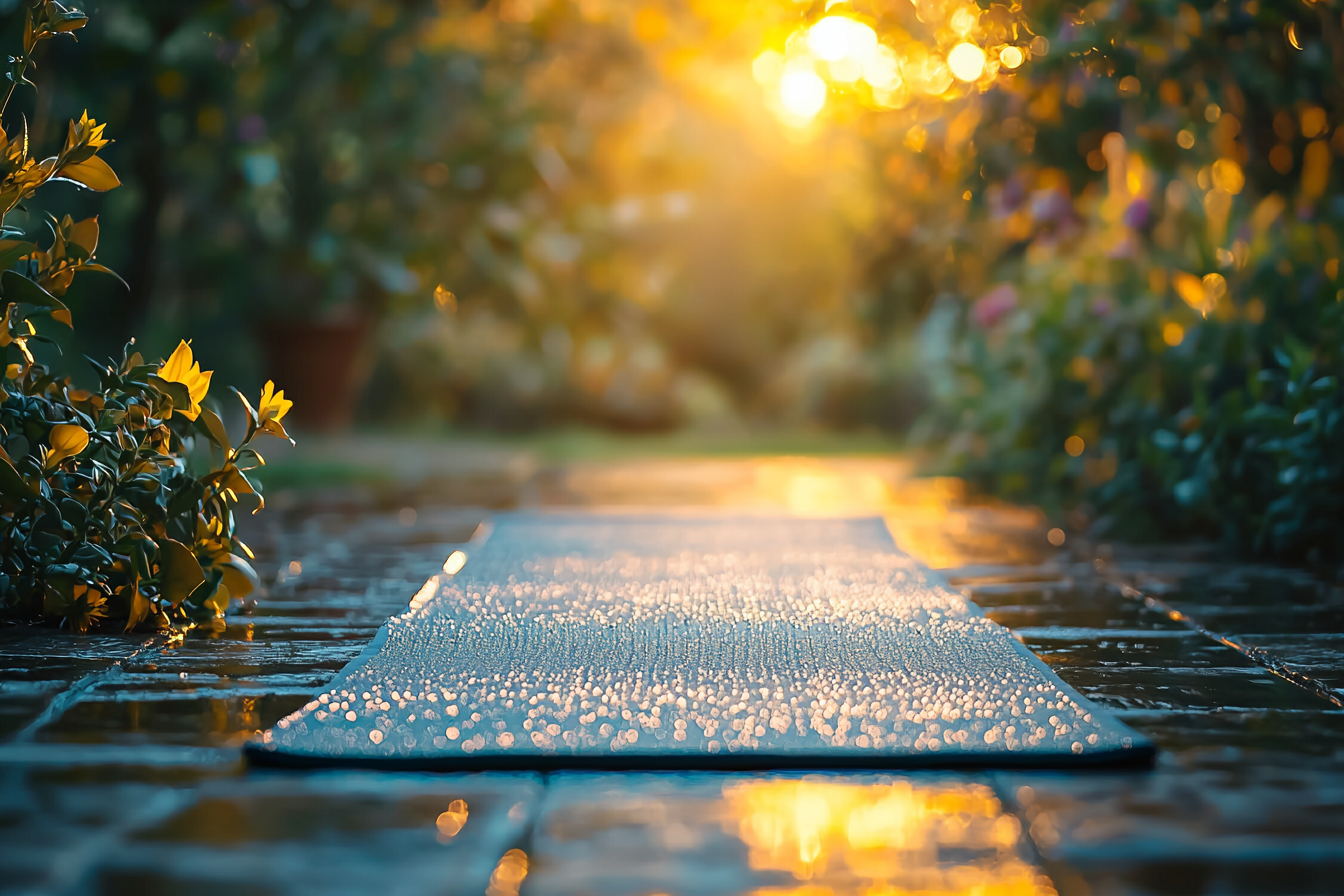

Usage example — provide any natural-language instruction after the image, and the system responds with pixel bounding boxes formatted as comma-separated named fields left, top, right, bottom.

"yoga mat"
left=247, top=514, right=1153, bottom=769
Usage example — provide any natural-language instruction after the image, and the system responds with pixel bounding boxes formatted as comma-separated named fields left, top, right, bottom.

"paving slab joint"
left=6, top=632, right=169, bottom=744
left=1105, top=577, right=1344, bottom=709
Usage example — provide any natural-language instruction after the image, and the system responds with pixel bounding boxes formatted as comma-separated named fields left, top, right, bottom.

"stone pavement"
left=1, top=453, right=1342, bottom=895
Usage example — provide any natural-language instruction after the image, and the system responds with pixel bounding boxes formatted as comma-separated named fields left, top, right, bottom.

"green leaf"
left=215, top=553, right=260, bottom=599
left=77, top=262, right=128, bottom=290
left=215, top=464, right=264, bottom=513
left=69, top=541, right=111, bottom=568
left=184, top=566, right=225, bottom=612
left=158, top=538, right=204, bottom=606
left=2, top=270, right=71, bottom=326
left=42, top=581, right=72, bottom=617
left=52, top=10, right=90, bottom=33
left=0, top=454, right=35, bottom=501
left=231, top=386, right=259, bottom=429
left=164, top=477, right=205, bottom=519
left=195, top=407, right=232, bottom=456
left=0, top=239, right=35, bottom=271
left=148, top=374, right=193, bottom=414
left=203, top=583, right=232, bottom=617
left=124, top=584, right=151, bottom=632
left=53, top=155, right=120, bottom=192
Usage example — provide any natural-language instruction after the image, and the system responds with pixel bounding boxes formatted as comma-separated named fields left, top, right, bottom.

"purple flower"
left=1030, top=188, right=1073, bottom=224
left=1123, top=198, right=1150, bottom=229
left=237, top=113, right=267, bottom=144
left=972, top=284, right=1018, bottom=328
left=1092, top=296, right=1113, bottom=317
left=992, top=178, right=1026, bottom=218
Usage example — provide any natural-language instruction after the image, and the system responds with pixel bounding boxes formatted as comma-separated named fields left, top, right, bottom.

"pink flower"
left=972, top=284, right=1018, bottom=328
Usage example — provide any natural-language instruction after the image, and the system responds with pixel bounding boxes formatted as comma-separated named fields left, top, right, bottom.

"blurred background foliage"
left=915, top=0, right=1344, bottom=561
left=3, top=0, right=1341, bottom=559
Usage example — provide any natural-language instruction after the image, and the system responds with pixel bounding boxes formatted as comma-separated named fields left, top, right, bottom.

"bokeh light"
left=948, top=43, right=987, bottom=82
left=779, top=65, right=828, bottom=120
left=806, top=16, right=877, bottom=64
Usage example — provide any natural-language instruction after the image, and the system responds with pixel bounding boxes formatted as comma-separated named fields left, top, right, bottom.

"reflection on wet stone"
left=528, top=773, right=1055, bottom=896
left=98, top=772, right=540, bottom=895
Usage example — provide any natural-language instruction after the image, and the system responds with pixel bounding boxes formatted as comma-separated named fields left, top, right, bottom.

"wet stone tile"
left=0, top=763, right=221, bottom=895
left=37, top=691, right=311, bottom=748
left=126, top=636, right=383, bottom=676
left=93, top=771, right=541, bottom=896
left=0, top=677, right=76, bottom=739
left=1112, top=708, right=1344, bottom=756
left=1016, top=628, right=1238, bottom=668
left=967, top=579, right=1329, bottom=711
left=1132, top=564, right=1344, bottom=639
left=1038, top=665, right=1328, bottom=714
left=0, top=630, right=148, bottom=737
left=998, top=750, right=1344, bottom=896
left=971, top=585, right=1187, bottom=636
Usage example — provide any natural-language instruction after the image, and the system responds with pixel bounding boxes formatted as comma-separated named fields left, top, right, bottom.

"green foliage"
left=0, top=341, right=295, bottom=631
left=919, top=0, right=1344, bottom=560
left=9, top=0, right=1339, bottom=560
left=20, top=1, right=935, bottom=429
left=0, top=2, right=294, bottom=632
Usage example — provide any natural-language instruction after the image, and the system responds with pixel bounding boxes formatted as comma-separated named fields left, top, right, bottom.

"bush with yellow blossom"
left=0, top=2, right=294, bottom=631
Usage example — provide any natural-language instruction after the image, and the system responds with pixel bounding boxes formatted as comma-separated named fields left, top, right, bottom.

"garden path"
left=1, top=450, right=1342, bottom=895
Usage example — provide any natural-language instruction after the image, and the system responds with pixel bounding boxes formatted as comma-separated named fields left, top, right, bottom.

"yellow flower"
left=256, top=380, right=294, bottom=439
left=159, top=340, right=212, bottom=420
left=46, top=423, right=89, bottom=468
left=64, top=110, right=111, bottom=155
left=258, top=380, right=292, bottom=423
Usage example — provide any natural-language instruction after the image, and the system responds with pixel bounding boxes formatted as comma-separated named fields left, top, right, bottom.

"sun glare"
left=806, top=16, right=877, bottom=63
left=752, top=49, right=783, bottom=86
left=948, top=42, right=987, bottom=82
left=780, top=65, right=828, bottom=120
left=754, top=6, right=1036, bottom=124
left=861, top=44, right=899, bottom=89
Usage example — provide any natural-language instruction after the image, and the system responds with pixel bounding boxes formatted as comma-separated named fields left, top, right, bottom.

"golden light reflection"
left=722, top=779, right=1056, bottom=895
left=555, top=456, right=1047, bottom=569
left=486, top=848, right=529, bottom=896
left=435, top=798, right=469, bottom=840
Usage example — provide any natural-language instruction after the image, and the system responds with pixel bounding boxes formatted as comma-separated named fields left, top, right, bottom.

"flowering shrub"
left=0, top=2, right=293, bottom=631
left=918, top=1, right=1344, bottom=560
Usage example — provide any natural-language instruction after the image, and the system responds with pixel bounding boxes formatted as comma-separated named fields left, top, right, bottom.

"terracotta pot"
left=257, top=319, right=368, bottom=431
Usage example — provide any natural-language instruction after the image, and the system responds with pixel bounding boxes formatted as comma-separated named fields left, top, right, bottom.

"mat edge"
left=243, top=740, right=1156, bottom=772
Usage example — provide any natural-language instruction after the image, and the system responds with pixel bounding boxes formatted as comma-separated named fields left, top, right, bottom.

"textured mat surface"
left=247, top=514, right=1153, bottom=769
